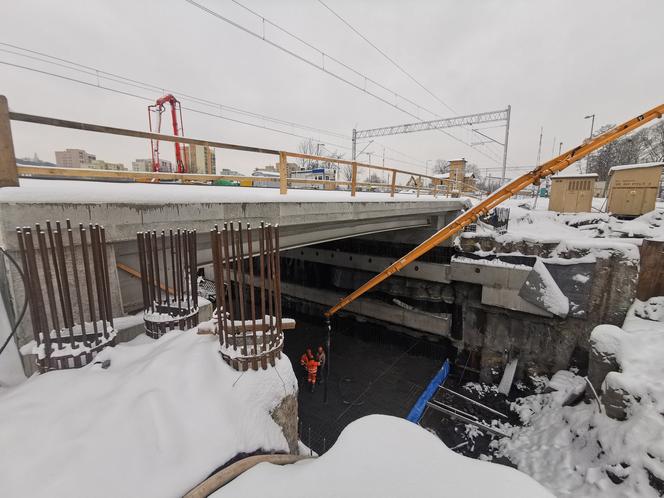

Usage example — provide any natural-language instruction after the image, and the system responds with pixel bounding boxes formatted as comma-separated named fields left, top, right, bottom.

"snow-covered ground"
left=0, top=178, right=462, bottom=204
left=214, top=414, right=553, bottom=498
left=496, top=297, right=664, bottom=497
left=0, top=330, right=297, bottom=497
left=463, top=199, right=664, bottom=264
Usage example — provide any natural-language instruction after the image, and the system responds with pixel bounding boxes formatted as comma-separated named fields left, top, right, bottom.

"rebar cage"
left=210, top=221, right=285, bottom=371
left=16, top=221, right=116, bottom=372
left=137, top=229, right=199, bottom=339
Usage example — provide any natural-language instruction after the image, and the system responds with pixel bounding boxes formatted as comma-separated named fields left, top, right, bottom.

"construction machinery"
left=148, top=94, right=187, bottom=173
left=324, top=103, right=664, bottom=319
left=320, top=101, right=664, bottom=402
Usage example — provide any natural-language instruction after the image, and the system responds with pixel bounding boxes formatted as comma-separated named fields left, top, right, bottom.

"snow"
left=551, top=173, right=599, bottom=179
left=213, top=415, right=553, bottom=498
left=527, top=259, right=569, bottom=317
left=451, top=254, right=531, bottom=270
left=497, top=297, right=664, bottom=497
left=466, top=199, right=664, bottom=260
left=0, top=178, right=471, bottom=205
left=0, top=329, right=297, bottom=497
left=608, top=162, right=663, bottom=174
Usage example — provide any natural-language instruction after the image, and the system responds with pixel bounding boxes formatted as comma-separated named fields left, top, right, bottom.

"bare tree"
left=364, top=172, right=382, bottom=184
left=297, top=139, right=317, bottom=170
left=432, top=159, right=449, bottom=175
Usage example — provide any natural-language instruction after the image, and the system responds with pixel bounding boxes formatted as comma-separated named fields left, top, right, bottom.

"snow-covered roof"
left=608, top=161, right=664, bottom=174
left=252, top=170, right=281, bottom=177
left=551, top=173, right=598, bottom=180
left=434, top=172, right=476, bottom=179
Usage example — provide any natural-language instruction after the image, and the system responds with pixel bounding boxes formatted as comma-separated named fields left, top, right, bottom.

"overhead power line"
left=183, top=0, right=503, bottom=165
left=0, top=57, right=429, bottom=169
left=316, top=0, right=456, bottom=115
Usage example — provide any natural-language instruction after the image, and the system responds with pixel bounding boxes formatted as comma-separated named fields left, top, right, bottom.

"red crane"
left=148, top=94, right=187, bottom=173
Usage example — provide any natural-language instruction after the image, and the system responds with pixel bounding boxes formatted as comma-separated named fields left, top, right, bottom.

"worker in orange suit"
left=300, top=349, right=312, bottom=370
left=306, top=356, right=320, bottom=392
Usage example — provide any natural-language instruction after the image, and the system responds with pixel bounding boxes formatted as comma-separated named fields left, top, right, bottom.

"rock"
left=270, top=393, right=299, bottom=454
left=588, top=325, right=623, bottom=392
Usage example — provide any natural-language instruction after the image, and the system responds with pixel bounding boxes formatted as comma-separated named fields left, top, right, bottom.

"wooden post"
left=351, top=162, right=357, bottom=197
left=390, top=170, right=396, bottom=197
left=416, top=176, right=421, bottom=198
left=0, top=96, right=18, bottom=187
left=278, top=152, right=288, bottom=195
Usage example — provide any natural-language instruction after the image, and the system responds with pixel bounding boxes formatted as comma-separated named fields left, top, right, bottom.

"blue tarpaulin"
left=406, top=359, right=450, bottom=424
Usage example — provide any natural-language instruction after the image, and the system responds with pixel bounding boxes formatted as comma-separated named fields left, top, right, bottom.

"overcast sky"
left=2, top=0, right=663, bottom=177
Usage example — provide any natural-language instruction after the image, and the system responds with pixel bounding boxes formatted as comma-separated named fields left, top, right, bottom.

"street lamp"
left=584, top=114, right=595, bottom=139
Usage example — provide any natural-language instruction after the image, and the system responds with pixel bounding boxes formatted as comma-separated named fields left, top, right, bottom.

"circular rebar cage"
left=211, top=221, right=285, bottom=371
left=137, top=229, right=199, bottom=339
left=16, top=221, right=116, bottom=372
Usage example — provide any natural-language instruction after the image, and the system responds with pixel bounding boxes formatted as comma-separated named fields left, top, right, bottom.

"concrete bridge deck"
left=0, top=179, right=469, bottom=351
left=0, top=179, right=469, bottom=250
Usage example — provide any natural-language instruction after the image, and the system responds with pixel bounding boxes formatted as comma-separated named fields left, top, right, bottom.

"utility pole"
left=584, top=114, right=596, bottom=174
left=536, top=126, right=543, bottom=166
left=585, top=114, right=596, bottom=139
left=551, top=136, right=556, bottom=158
left=559, top=142, right=563, bottom=155
left=351, top=129, right=357, bottom=161
left=501, top=104, right=511, bottom=182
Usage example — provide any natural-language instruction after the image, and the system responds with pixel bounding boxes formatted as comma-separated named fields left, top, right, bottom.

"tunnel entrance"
left=282, top=307, right=455, bottom=455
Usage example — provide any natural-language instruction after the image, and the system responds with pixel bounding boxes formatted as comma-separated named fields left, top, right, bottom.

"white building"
left=55, top=149, right=96, bottom=168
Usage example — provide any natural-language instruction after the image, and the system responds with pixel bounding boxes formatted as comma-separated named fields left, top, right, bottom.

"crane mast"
left=148, top=94, right=187, bottom=173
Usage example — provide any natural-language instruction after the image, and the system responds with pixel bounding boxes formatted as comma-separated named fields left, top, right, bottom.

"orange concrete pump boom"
left=324, top=102, right=664, bottom=318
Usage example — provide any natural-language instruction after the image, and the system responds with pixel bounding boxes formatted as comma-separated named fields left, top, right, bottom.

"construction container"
left=607, top=162, right=663, bottom=217
left=547, top=174, right=597, bottom=213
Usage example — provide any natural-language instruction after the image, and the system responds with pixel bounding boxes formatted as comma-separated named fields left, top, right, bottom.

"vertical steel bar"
left=79, top=225, right=98, bottom=336
left=273, top=224, right=283, bottom=336
left=53, top=223, right=75, bottom=346
left=182, top=229, right=191, bottom=311
left=152, top=231, right=162, bottom=306
left=191, top=230, right=198, bottom=307
left=25, top=229, right=51, bottom=369
left=99, top=226, right=114, bottom=329
left=66, top=220, right=86, bottom=342
left=210, top=229, right=223, bottom=341
left=221, top=225, right=236, bottom=351
left=137, top=233, right=150, bottom=313
left=16, top=229, right=39, bottom=345
left=90, top=225, right=108, bottom=340
left=235, top=223, right=248, bottom=355
left=265, top=223, right=274, bottom=345
left=161, top=231, right=169, bottom=303
left=37, top=227, right=63, bottom=348
left=246, top=225, right=258, bottom=355
left=258, top=221, right=267, bottom=351
left=45, top=221, right=67, bottom=333
left=170, top=229, right=177, bottom=307
left=176, top=229, right=183, bottom=308
left=145, top=229, right=156, bottom=312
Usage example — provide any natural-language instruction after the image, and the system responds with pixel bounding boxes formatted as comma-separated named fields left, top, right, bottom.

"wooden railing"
left=0, top=95, right=478, bottom=198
